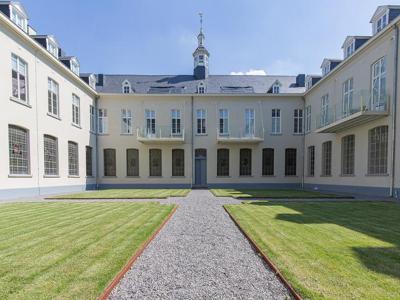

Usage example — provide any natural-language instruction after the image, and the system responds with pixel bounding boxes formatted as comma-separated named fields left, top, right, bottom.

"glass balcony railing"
left=137, top=125, right=185, bottom=141
left=216, top=126, right=265, bottom=143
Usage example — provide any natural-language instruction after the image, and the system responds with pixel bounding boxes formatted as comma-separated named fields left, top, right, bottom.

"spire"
left=193, top=12, right=210, bottom=79
left=198, top=12, right=205, bottom=46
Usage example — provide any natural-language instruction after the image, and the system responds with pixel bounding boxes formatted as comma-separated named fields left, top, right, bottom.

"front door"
left=194, top=149, right=207, bottom=187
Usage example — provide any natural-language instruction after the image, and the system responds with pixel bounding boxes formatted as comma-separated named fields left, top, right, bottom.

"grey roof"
left=95, top=74, right=305, bottom=94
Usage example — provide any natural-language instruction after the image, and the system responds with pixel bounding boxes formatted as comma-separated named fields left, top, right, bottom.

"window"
left=368, top=126, right=388, bottom=175
left=240, top=149, right=252, bottom=176
left=145, top=110, right=156, bottom=135
left=271, top=109, right=281, bottom=134
left=172, top=149, right=185, bottom=176
left=345, top=41, right=355, bottom=58
left=68, top=141, right=79, bottom=176
left=104, top=149, right=116, bottom=177
left=10, top=6, right=27, bottom=31
left=8, top=125, right=30, bottom=175
left=11, top=54, right=28, bottom=103
left=342, top=78, right=354, bottom=117
left=371, top=57, right=387, bottom=111
left=98, top=109, right=108, bottom=134
left=149, top=149, right=162, bottom=176
left=321, top=141, right=332, bottom=176
left=122, top=81, right=131, bottom=94
left=285, top=148, right=297, bottom=176
left=47, top=40, right=58, bottom=58
left=90, top=105, right=96, bottom=132
left=71, top=59, right=80, bottom=75
left=305, top=105, right=311, bottom=133
left=322, top=62, right=330, bottom=76
left=307, top=146, right=315, bottom=176
left=127, top=149, right=139, bottom=177
left=294, top=109, right=303, bottom=134
left=374, top=12, right=388, bottom=34
left=171, top=109, right=181, bottom=135
left=320, top=94, right=329, bottom=126
left=262, top=148, right=274, bottom=176
left=48, top=78, right=59, bottom=116
left=217, top=149, right=229, bottom=176
left=245, top=109, right=255, bottom=136
left=306, top=77, right=313, bottom=90
left=72, top=94, right=80, bottom=126
left=272, top=84, right=280, bottom=94
left=121, top=108, right=133, bottom=134
left=342, top=135, right=355, bottom=176
left=196, top=109, right=206, bottom=134
left=86, top=146, right=93, bottom=177
left=44, top=135, right=58, bottom=176
left=197, top=82, right=205, bottom=94
left=219, top=109, right=229, bottom=135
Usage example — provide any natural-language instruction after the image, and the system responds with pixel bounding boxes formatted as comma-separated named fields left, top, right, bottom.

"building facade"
left=1, top=2, right=400, bottom=199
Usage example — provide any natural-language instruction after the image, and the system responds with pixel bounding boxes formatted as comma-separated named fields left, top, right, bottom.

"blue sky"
left=23, top=0, right=391, bottom=76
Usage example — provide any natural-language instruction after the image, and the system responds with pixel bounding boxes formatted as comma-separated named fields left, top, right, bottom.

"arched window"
left=8, top=125, right=30, bottom=175
left=122, top=80, right=131, bottom=94
left=197, top=82, right=205, bottom=94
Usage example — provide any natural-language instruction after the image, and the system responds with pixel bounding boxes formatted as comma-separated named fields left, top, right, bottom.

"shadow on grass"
left=247, top=201, right=400, bottom=279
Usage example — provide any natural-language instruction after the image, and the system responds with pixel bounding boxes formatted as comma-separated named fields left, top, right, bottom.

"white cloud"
left=230, top=69, right=267, bottom=76
left=266, top=59, right=304, bottom=75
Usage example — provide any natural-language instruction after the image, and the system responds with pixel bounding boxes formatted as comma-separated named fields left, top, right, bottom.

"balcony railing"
left=137, top=125, right=185, bottom=143
left=216, top=126, right=265, bottom=143
left=315, top=90, right=390, bottom=133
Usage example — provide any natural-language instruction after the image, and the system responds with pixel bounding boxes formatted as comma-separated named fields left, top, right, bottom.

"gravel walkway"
left=110, top=190, right=291, bottom=300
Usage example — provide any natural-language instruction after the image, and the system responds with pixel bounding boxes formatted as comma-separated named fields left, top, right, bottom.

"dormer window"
left=10, top=4, right=27, bottom=32
left=70, top=59, right=80, bottom=75
left=47, top=40, right=58, bottom=58
left=306, top=77, right=313, bottom=90
left=89, top=74, right=96, bottom=89
left=272, top=84, right=280, bottom=94
left=375, top=12, right=388, bottom=34
left=197, top=82, right=205, bottom=94
left=344, top=40, right=355, bottom=58
left=322, top=62, right=330, bottom=76
left=122, top=80, right=131, bottom=94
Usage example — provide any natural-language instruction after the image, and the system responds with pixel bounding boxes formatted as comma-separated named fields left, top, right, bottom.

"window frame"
left=368, top=126, right=388, bottom=175
left=11, top=53, right=29, bottom=104
left=371, top=57, right=387, bottom=111
left=320, top=94, right=329, bottom=126
left=172, top=149, right=185, bottom=177
left=171, top=109, right=182, bottom=135
left=245, top=108, right=255, bottom=137
left=285, top=148, right=297, bottom=176
left=68, top=141, right=79, bottom=176
left=217, top=148, right=230, bottom=177
left=305, top=105, right=312, bottom=133
left=196, top=109, right=207, bottom=135
left=262, top=148, right=274, bottom=176
left=218, top=109, right=229, bottom=135
left=145, top=109, right=156, bottom=135
left=72, top=94, right=80, bottom=126
left=342, top=78, right=354, bottom=117
left=307, top=146, right=315, bottom=177
left=103, top=148, right=116, bottom=177
left=321, top=141, right=332, bottom=176
left=341, top=135, right=355, bottom=176
left=271, top=108, right=281, bottom=134
left=121, top=108, right=133, bottom=134
left=47, top=77, right=59, bottom=117
left=86, top=146, right=93, bottom=177
left=98, top=108, right=108, bottom=134
left=149, top=149, right=162, bottom=177
left=239, top=148, right=252, bottom=176
left=126, top=148, right=139, bottom=177
left=8, top=125, right=30, bottom=175
left=293, top=108, right=303, bottom=134
left=43, top=134, right=59, bottom=176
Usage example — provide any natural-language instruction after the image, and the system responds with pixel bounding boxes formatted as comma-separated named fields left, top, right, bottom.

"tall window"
left=262, top=148, right=274, bottom=176
left=219, top=109, right=229, bottom=135
left=98, top=109, right=108, bottom=134
left=127, top=149, right=139, bottom=177
left=68, top=141, right=79, bottom=176
left=321, top=141, right=332, bottom=176
left=345, top=41, right=355, bottom=58
left=320, top=94, right=329, bottom=126
left=285, top=148, right=297, bottom=176
left=342, top=135, right=355, bottom=176
left=371, top=57, right=387, bottom=111
left=245, top=109, right=255, bottom=136
left=121, top=108, right=133, bottom=134
left=240, top=149, right=252, bottom=176
left=172, top=149, right=184, bottom=176
left=368, top=126, right=388, bottom=175
left=86, top=146, right=93, bottom=176
left=294, top=109, right=303, bottom=134
left=271, top=109, right=281, bottom=134
left=11, top=54, right=28, bottom=103
left=104, top=149, right=116, bottom=177
left=90, top=105, right=96, bottom=132
left=171, top=109, right=181, bottom=135
left=307, top=146, right=315, bottom=176
left=122, top=81, right=131, bottom=94
left=8, top=125, right=30, bottom=175
left=342, top=78, right=354, bottom=117
left=145, top=110, right=156, bottom=135
left=72, top=94, right=80, bottom=126
left=149, top=149, right=162, bottom=176
left=44, top=135, right=58, bottom=176
left=217, top=149, right=229, bottom=176
left=196, top=109, right=206, bottom=134
left=47, top=78, right=59, bottom=116
left=305, top=105, right=311, bottom=133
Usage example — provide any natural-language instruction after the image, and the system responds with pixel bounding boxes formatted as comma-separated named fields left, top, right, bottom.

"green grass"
left=49, top=189, right=190, bottom=199
left=211, top=188, right=340, bottom=199
left=0, top=202, right=175, bottom=299
left=225, top=201, right=400, bottom=300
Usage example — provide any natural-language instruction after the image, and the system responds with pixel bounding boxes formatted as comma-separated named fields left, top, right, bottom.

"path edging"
left=98, top=205, right=178, bottom=300
left=223, top=206, right=303, bottom=300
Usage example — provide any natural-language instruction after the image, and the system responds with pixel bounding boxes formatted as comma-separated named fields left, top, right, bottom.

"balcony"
left=216, top=126, right=265, bottom=144
left=315, top=90, right=390, bottom=133
left=137, top=125, right=185, bottom=144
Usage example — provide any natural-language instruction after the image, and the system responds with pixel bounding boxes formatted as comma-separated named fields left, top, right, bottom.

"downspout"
left=301, top=95, right=306, bottom=190
left=191, top=96, right=194, bottom=188
left=390, top=24, right=399, bottom=198
left=34, top=51, right=41, bottom=195
left=95, top=95, right=100, bottom=190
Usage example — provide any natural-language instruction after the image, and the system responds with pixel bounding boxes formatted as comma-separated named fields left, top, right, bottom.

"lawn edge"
left=223, top=205, right=303, bottom=300
left=98, top=204, right=178, bottom=300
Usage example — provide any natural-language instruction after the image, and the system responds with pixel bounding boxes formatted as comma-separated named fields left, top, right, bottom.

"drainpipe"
left=191, top=96, right=194, bottom=189
left=34, top=50, right=41, bottom=196
left=95, top=95, right=100, bottom=190
left=390, top=24, right=399, bottom=198
left=301, top=96, right=306, bottom=190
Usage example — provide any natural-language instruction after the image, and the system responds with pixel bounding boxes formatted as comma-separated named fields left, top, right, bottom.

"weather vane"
left=199, top=12, right=203, bottom=32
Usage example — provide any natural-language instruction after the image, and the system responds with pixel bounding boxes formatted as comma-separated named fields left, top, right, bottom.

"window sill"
left=98, top=133, right=109, bottom=136
left=68, top=175, right=80, bottom=178
left=148, top=176, right=163, bottom=178
left=320, top=174, right=332, bottom=177
left=47, top=112, right=61, bottom=121
left=293, top=133, right=304, bottom=136
left=71, top=123, right=82, bottom=129
left=365, top=173, right=389, bottom=177
left=306, top=175, right=315, bottom=177
left=126, top=176, right=140, bottom=178
left=120, top=133, right=134, bottom=136
left=86, top=175, right=94, bottom=178
left=102, top=176, right=117, bottom=178
left=217, top=176, right=231, bottom=178
left=10, top=97, right=31, bottom=108
left=340, top=174, right=355, bottom=177
left=43, top=175, right=60, bottom=178
left=239, top=175, right=253, bottom=178
left=270, top=133, right=282, bottom=136
left=8, top=174, right=32, bottom=178
left=262, top=175, right=275, bottom=177
left=171, top=176, right=185, bottom=178
left=195, top=133, right=208, bottom=136
left=284, top=175, right=298, bottom=177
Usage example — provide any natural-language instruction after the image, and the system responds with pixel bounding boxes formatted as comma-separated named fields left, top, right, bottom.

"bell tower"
left=193, top=13, right=209, bottom=79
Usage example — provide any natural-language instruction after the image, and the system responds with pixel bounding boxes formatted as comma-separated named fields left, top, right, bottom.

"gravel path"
left=110, top=190, right=291, bottom=300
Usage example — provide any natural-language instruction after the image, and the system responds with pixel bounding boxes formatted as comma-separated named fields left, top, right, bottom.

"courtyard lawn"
left=49, top=188, right=190, bottom=199
left=0, top=202, right=175, bottom=299
left=211, top=188, right=340, bottom=199
left=224, top=201, right=400, bottom=300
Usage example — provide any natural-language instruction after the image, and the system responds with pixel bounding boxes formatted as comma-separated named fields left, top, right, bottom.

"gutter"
left=390, top=24, right=399, bottom=198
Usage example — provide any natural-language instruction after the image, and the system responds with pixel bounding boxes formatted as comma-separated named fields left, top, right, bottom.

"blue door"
left=194, top=149, right=207, bottom=187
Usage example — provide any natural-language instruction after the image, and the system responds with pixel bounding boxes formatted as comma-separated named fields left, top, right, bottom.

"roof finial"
left=199, top=12, right=203, bottom=33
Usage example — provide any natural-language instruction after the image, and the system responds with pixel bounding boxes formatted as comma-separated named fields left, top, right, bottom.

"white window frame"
left=271, top=109, right=281, bottom=134
left=342, top=78, right=354, bottom=117
left=47, top=40, right=58, bottom=58
left=98, top=108, right=108, bottom=134
left=72, top=94, right=80, bottom=126
left=345, top=40, right=355, bottom=58
left=171, top=109, right=181, bottom=135
left=245, top=108, right=255, bottom=136
left=121, top=108, right=133, bottom=134
left=10, top=5, right=27, bottom=32
left=90, top=105, right=96, bottom=133
left=122, top=80, right=131, bottom=94
left=47, top=78, right=59, bottom=117
left=11, top=53, right=28, bottom=103
left=196, top=109, right=207, bottom=135
left=371, top=57, right=387, bottom=111
left=293, top=108, right=303, bottom=134
left=322, top=62, right=330, bottom=76
left=272, top=84, right=280, bottom=94
left=218, top=109, right=229, bottom=135
left=145, top=109, right=156, bottom=135
left=70, top=59, right=80, bottom=75
left=374, top=11, right=388, bottom=34
left=305, top=105, right=311, bottom=133
left=320, top=94, right=329, bottom=126
left=197, top=82, right=205, bottom=94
